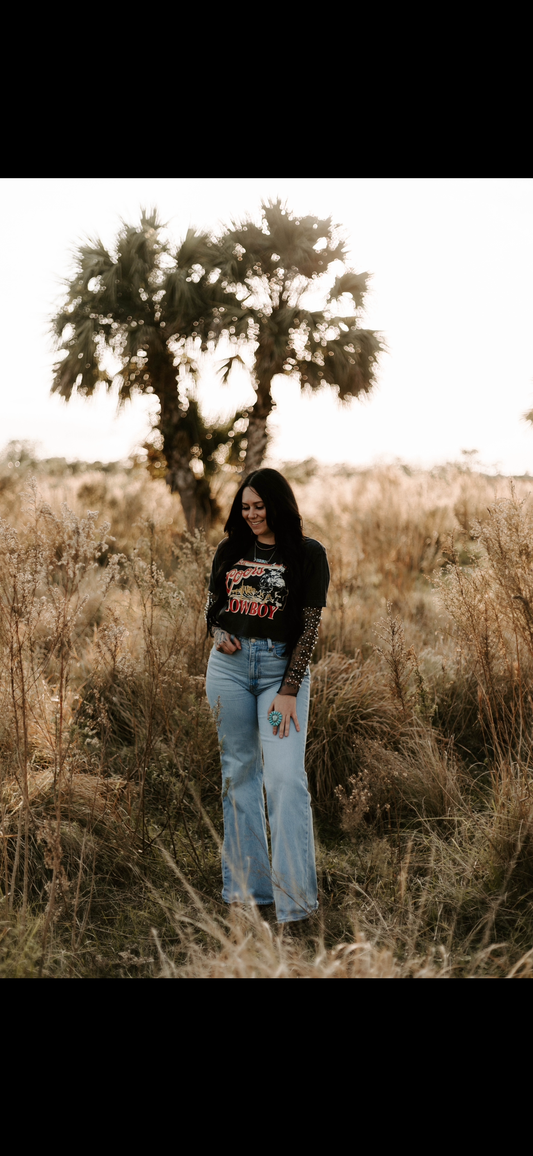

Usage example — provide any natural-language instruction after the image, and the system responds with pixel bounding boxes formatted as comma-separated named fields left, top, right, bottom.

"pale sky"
left=2, top=177, right=533, bottom=474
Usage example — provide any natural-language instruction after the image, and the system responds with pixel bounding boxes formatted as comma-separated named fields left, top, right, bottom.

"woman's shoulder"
left=301, top=537, right=330, bottom=599
left=213, top=537, right=231, bottom=556
left=302, top=538, right=330, bottom=577
left=302, top=537, right=328, bottom=556
left=210, top=538, right=229, bottom=567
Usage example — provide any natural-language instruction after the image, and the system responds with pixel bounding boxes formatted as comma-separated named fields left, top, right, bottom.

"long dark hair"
left=206, top=468, right=306, bottom=652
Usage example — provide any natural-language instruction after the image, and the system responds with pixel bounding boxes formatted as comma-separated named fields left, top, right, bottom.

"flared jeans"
left=206, top=637, right=318, bottom=923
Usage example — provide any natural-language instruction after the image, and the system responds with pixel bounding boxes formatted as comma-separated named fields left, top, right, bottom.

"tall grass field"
left=3, top=445, right=533, bottom=977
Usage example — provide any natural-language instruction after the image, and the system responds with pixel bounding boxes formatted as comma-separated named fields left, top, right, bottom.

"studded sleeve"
left=278, top=607, right=322, bottom=695
left=205, top=590, right=218, bottom=636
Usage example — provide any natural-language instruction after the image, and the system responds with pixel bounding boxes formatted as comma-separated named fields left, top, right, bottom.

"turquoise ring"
left=269, top=710, right=283, bottom=727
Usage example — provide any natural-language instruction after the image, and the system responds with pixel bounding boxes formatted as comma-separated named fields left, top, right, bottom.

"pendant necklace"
left=254, top=539, right=277, bottom=565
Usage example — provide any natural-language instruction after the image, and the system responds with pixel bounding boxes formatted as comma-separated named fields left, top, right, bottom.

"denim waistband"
left=231, top=635, right=283, bottom=650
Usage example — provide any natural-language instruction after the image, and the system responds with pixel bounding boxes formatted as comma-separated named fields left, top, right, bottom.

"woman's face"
left=241, top=486, right=274, bottom=541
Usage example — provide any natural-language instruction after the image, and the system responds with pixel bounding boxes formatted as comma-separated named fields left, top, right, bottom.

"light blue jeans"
left=206, top=637, right=317, bottom=923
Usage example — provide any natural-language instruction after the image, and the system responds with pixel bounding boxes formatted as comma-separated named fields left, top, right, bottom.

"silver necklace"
left=253, top=540, right=277, bottom=564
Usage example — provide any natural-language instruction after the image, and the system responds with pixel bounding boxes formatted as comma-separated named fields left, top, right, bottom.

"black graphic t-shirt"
left=208, top=538, right=330, bottom=643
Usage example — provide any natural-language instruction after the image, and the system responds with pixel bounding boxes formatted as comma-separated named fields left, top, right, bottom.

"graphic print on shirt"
left=224, top=557, right=288, bottom=621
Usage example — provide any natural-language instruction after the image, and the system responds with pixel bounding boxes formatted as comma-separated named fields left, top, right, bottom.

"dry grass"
left=2, top=452, right=533, bottom=977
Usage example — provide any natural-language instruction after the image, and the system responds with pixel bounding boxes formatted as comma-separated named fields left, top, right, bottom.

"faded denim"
left=206, top=637, right=317, bottom=923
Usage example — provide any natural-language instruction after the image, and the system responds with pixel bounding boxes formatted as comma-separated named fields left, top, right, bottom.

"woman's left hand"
left=267, top=693, right=300, bottom=739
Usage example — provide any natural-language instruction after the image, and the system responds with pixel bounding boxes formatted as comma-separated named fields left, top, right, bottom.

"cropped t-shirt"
left=208, top=537, right=330, bottom=643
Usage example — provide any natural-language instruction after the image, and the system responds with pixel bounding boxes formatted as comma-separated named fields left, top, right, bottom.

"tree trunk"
left=158, top=367, right=213, bottom=532
left=243, top=360, right=277, bottom=475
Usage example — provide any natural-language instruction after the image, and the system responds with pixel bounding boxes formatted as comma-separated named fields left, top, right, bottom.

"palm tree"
left=211, top=198, right=384, bottom=472
left=50, top=210, right=247, bottom=530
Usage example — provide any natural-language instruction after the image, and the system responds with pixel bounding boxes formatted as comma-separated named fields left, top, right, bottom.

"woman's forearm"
left=205, top=591, right=218, bottom=637
left=278, top=607, right=323, bottom=695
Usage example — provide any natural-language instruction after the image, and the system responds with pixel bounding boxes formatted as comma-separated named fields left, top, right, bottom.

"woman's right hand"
left=214, top=630, right=241, bottom=654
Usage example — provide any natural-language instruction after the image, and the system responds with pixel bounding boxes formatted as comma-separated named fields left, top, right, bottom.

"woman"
left=205, top=468, right=330, bottom=925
